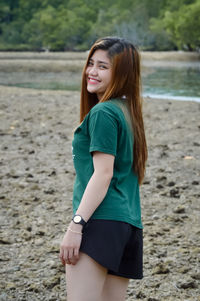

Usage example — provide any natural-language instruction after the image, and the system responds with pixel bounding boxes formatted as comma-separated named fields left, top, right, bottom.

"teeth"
left=89, top=78, right=98, bottom=83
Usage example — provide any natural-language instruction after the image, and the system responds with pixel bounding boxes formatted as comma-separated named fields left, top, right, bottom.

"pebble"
left=0, top=293, right=8, bottom=301
left=173, top=205, right=186, bottom=213
left=191, top=273, right=200, bottom=280
left=152, top=263, right=170, bottom=275
left=136, top=291, right=146, bottom=298
left=35, top=238, right=44, bottom=246
left=177, top=280, right=198, bottom=289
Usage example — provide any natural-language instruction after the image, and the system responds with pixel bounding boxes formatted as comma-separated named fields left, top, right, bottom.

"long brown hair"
left=80, top=37, right=147, bottom=184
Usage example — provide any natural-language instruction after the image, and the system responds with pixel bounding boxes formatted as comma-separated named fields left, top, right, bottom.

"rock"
left=156, top=184, right=164, bottom=189
left=43, top=275, right=60, bottom=289
left=7, top=266, right=21, bottom=273
left=21, top=230, right=32, bottom=241
left=173, top=205, right=186, bottom=213
left=191, top=247, right=200, bottom=254
left=6, top=282, right=16, bottom=290
left=192, top=180, right=199, bottom=185
left=27, top=283, right=40, bottom=292
left=136, top=291, right=146, bottom=298
left=44, top=188, right=55, bottom=194
left=178, top=266, right=191, bottom=273
left=35, top=238, right=44, bottom=246
left=191, top=273, right=200, bottom=280
left=152, top=263, right=170, bottom=275
left=0, top=238, right=12, bottom=244
left=26, top=226, right=32, bottom=232
left=47, top=260, right=58, bottom=269
left=36, top=229, right=46, bottom=236
left=177, top=280, right=198, bottom=289
left=170, top=188, right=180, bottom=198
left=28, top=150, right=35, bottom=154
left=0, top=293, right=8, bottom=301
left=26, top=173, right=34, bottom=178
left=167, top=181, right=175, bottom=186
left=143, top=180, right=150, bottom=184
left=48, top=170, right=57, bottom=176
left=30, top=184, right=40, bottom=190
left=156, top=176, right=167, bottom=182
left=152, top=214, right=159, bottom=220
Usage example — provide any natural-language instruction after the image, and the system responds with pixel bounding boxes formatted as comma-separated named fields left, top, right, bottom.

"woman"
left=60, top=37, right=147, bottom=301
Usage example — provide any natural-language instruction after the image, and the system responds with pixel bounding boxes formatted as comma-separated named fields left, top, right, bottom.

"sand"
left=0, top=84, right=199, bottom=301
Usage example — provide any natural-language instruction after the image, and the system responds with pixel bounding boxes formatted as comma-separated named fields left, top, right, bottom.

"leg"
left=66, top=252, right=107, bottom=301
left=101, top=274, right=129, bottom=301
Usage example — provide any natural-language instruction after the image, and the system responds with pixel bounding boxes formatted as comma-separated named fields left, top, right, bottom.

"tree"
left=150, top=0, right=200, bottom=51
left=164, top=0, right=200, bottom=50
left=0, top=0, right=199, bottom=51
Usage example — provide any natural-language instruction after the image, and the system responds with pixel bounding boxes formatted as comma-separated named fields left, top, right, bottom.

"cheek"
left=105, top=72, right=112, bottom=85
left=85, top=67, right=90, bottom=76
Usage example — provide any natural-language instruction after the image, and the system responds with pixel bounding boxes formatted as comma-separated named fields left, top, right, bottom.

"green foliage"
left=164, top=1, right=200, bottom=50
left=0, top=0, right=199, bottom=51
left=151, top=0, right=200, bottom=51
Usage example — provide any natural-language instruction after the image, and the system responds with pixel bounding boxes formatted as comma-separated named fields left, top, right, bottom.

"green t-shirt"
left=72, top=98, right=143, bottom=229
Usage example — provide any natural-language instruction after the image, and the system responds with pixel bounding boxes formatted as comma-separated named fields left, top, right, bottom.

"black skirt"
left=80, top=219, right=143, bottom=279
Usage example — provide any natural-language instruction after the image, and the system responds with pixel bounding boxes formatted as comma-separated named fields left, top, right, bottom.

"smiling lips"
left=88, top=77, right=100, bottom=84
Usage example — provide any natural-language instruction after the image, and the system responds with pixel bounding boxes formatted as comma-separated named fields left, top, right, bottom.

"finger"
left=70, top=256, right=79, bottom=265
left=70, top=248, right=80, bottom=265
left=68, top=248, right=74, bottom=264
left=59, top=248, right=65, bottom=265
left=74, top=247, right=79, bottom=259
left=64, top=249, right=72, bottom=265
left=64, top=248, right=69, bottom=263
left=66, top=259, right=71, bottom=265
left=61, top=257, right=66, bottom=266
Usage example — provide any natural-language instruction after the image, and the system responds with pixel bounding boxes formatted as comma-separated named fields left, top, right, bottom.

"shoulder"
left=90, top=99, right=123, bottom=118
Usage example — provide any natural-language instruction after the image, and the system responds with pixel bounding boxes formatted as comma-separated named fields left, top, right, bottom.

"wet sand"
left=0, top=85, right=199, bottom=300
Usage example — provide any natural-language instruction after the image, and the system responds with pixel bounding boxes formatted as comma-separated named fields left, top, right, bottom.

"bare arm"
left=60, top=151, right=115, bottom=265
left=76, top=151, right=114, bottom=221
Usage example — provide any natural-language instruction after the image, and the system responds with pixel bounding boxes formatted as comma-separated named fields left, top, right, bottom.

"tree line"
left=0, top=0, right=199, bottom=51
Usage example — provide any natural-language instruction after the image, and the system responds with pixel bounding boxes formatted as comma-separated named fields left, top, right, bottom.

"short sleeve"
left=88, top=110, right=118, bottom=156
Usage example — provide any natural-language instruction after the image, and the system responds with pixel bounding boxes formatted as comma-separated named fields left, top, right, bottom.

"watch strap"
left=72, top=214, right=86, bottom=226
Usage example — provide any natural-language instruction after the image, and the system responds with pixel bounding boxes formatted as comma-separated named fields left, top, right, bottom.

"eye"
left=99, top=65, right=107, bottom=69
left=88, top=60, right=93, bottom=66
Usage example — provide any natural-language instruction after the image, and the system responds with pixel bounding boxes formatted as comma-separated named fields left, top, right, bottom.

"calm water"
left=0, top=64, right=199, bottom=102
left=142, top=65, right=200, bottom=102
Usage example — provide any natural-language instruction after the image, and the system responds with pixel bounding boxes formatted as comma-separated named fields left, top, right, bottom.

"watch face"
left=74, top=215, right=81, bottom=223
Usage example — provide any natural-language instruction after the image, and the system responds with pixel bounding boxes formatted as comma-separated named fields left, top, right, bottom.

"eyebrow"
left=89, top=58, right=110, bottom=65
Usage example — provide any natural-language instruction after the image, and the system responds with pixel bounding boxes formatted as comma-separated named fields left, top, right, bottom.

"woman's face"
left=86, top=49, right=112, bottom=100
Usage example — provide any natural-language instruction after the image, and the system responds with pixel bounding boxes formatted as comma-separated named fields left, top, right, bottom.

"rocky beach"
left=0, top=57, right=200, bottom=300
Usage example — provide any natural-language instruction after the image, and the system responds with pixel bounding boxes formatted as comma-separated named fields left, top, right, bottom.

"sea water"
left=142, top=63, right=200, bottom=102
left=0, top=63, right=199, bottom=102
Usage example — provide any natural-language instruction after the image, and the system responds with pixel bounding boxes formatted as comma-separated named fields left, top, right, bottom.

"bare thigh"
left=65, top=252, right=107, bottom=301
left=101, top=274, right=129, bottom=301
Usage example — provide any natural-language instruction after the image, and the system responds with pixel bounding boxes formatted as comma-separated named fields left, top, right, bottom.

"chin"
left=87, top=87, right=97, bottom=94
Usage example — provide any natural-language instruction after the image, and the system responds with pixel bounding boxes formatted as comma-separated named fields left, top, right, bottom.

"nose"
left=89, top=65, right=98, bottom=76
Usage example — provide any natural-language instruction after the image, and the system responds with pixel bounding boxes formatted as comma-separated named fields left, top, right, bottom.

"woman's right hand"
left=59, top=222, right=83, bottom=266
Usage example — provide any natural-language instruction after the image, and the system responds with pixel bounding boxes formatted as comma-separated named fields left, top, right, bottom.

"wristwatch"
left=72, top=214, right=86, bottom=226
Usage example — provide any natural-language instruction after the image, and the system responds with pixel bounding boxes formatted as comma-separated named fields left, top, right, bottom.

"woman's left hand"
left=59, top=222, right=83, bottom=265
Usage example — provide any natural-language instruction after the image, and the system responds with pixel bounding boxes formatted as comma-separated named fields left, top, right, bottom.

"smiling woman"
left=86, top=50, right=112, bottom=99
left=59, top=37, right=148, bottom=301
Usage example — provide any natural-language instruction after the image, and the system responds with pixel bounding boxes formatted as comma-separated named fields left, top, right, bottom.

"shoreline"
left=143, top=93, right=200, bottom=103
left=0, top=50, right=199, bottom=61
left=1, top=85, right=200, bottom=103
